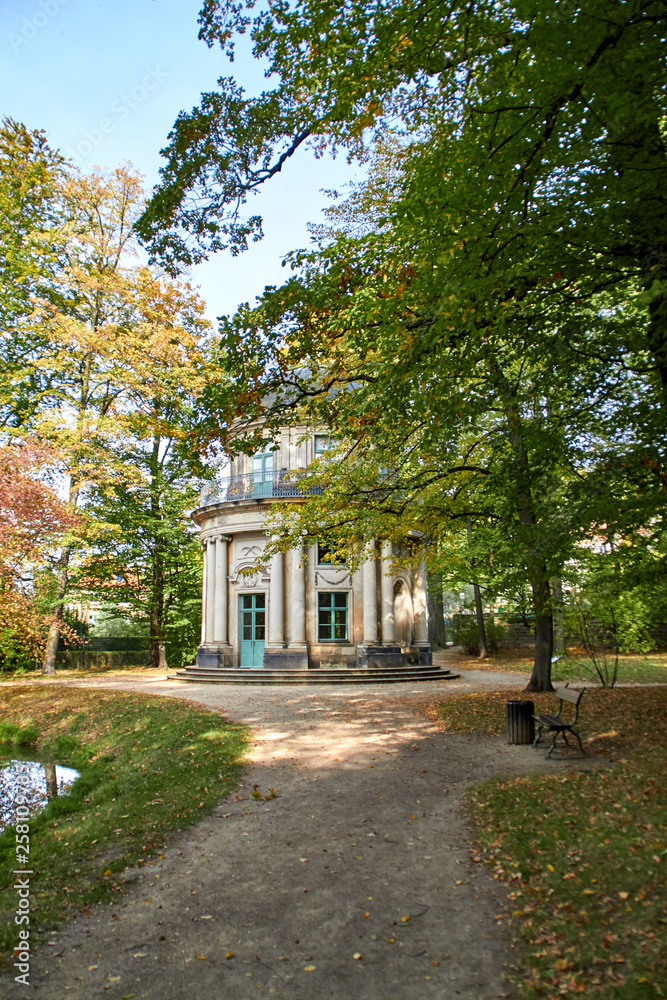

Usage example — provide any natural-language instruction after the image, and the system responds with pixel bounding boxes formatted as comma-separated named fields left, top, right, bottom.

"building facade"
left=192, top=426, right=432, bottom=670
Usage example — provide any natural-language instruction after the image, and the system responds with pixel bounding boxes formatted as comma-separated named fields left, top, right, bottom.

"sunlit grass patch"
left=449, top=650, right=667, bottom=685
left=0, top=686, right=248, bottom=965
left=428, top=686, right=667, bottom=998
left=430, top=687, right=667, bottom=759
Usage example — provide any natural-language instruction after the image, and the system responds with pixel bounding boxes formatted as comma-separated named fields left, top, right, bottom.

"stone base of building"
left=196, top=644, right=234, bottom=669
left=263, top=648, right=310, bottom=670
left=356, top=644, right=405, bottom=669
left=411, top=644, right=433, bottom=666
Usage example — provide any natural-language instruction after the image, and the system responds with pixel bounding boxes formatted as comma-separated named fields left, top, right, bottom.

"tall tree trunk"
left=551, top=576, right=565, bottom=657
left=149, top=546, right=165, bottom=669
left=44, top=763, right=58, bottom=801
left=41, top=362, right=86, bottom=675
left=524, top=570, right=554, bottom=692
left=467, top=518, right=489, bottom=659
left=502, top=399, right=555, bottom=692
left=41, top=548, right=71, bottom=675
left=427, top=572, right=446, bottom=648
left=149, top=434, right=165, bottom=670
left=473, top=581, right=489, bottom=659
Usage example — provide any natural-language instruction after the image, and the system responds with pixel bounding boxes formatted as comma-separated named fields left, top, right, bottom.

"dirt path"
left=3, top=665, right=598, bottom=1000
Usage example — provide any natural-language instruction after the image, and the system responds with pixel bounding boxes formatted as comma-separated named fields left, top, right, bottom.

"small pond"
left=0, top=758, right=79, bottom=833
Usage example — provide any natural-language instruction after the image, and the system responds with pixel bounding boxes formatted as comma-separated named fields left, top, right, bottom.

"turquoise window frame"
left=317, top=591, right=349, bottom=641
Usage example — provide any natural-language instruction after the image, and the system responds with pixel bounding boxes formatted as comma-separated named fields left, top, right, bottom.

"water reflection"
left=0, top=759, right=79, bottom=832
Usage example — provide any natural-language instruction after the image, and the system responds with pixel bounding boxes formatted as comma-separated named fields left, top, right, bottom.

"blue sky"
left=1, top=0, right=358, bottom=321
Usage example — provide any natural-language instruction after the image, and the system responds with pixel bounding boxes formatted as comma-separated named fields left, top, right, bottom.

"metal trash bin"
left=506, top=700, right=535, bottom=745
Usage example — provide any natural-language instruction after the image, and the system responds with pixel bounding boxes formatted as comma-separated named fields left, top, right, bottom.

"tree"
left=136, top=1, right=666, bottom=689
left=138, top=1, right=667, bottom=398
left=27, top=165, right=146, bottom=673
left=0, top=118, right=67, bottom=430
left=80, top=269, right=211, bottom=669
left=0, top=442, right=79, bottom=671
left=0, top=154, right=212, bottom=673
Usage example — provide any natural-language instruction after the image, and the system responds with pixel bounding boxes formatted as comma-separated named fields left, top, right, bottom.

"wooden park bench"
left=533, top=683, right=586, bottom=759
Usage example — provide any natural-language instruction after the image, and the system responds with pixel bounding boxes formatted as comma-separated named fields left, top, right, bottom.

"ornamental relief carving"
left=232, top=572, right=264, bottom=589
left=230, top=561, right=270, bottom=586
left=314, top=569, right=352, bottom=588
left=240, top=544, right=263, bottom=558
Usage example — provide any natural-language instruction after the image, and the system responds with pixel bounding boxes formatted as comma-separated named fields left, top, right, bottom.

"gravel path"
left=2, top=661, right=598, bottom=1000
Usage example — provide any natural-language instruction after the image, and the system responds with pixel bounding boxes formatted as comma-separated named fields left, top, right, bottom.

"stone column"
left=267, top=549, right=284, bottom=647
left=200, top=541, right=208, bottom=643
left=213, top=535, right=230, bottom=643
left=290, top=544, right=307, bottom=645
left=380, top=540, right=396, bottom=644
left=362, top=541, right=378, bottom=644
left=205, top=537, right=216, bottom=644
left=412, top=558, right=432, bottom=663
left=287, top=543, right=309, bottom=668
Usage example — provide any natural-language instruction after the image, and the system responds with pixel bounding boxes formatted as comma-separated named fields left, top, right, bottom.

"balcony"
left=200, top=471, right=322, bottom=507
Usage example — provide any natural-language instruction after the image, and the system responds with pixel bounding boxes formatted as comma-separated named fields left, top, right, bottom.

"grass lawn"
left=449, top=649, right=667, bottom=685
left=429, top=687, right=667, bottom=999
left=0, top=665, right=168, bottom=682
left=0, top=686, right=248, bottom=965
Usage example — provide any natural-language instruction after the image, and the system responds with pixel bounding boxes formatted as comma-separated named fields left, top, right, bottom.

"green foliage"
left=0, top=721, right=39, bottom=746
left=0, top=118, right=67, bottom=429
left=84, top=469, right=206, bottom=669
left=563, top=543, right=667, bottom=686
left=14, top=725, right=39, bottom=747
left=89, top=605, right=149, bottom=638
left=0, top=143, right=217, bottom=673
left=0, top=722, right=19, bottom=743
left=454, top=616, right=507, bottom=656
left=137, top=0, right=667, bottom=692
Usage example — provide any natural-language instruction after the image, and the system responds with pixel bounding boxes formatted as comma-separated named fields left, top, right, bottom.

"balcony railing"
left=200, top=471, right=322, bottom=507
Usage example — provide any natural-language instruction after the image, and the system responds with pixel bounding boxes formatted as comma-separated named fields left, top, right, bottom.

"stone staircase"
left=168, top=664, right=459, bottom=685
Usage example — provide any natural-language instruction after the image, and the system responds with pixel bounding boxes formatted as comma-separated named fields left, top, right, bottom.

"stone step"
left=167, top=666, right=459, bottom=685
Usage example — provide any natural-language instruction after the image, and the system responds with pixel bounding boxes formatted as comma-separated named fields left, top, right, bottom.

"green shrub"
left=15, top=725, right=39, bottom=747
left=455, top=615, right=507, bottom=655
left=0, top=722, right=19, bottom=743
left=51, top=734, right=80, bottom=761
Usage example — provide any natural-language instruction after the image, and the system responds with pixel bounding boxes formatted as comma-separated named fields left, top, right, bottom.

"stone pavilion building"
left=192, top=426, right=432, bottom=671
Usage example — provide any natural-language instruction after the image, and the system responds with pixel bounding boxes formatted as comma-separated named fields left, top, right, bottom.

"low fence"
left=57, top=636, right=150, bottom=668
left=452, top=614, right=535, bottom=650
left=452, top=614, right=667, bottom=652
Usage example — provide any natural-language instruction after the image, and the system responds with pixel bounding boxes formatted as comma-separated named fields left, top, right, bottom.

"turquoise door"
left=239, top=594, right=266, bottom=667
left=253, top=450, right=274, bottom=497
